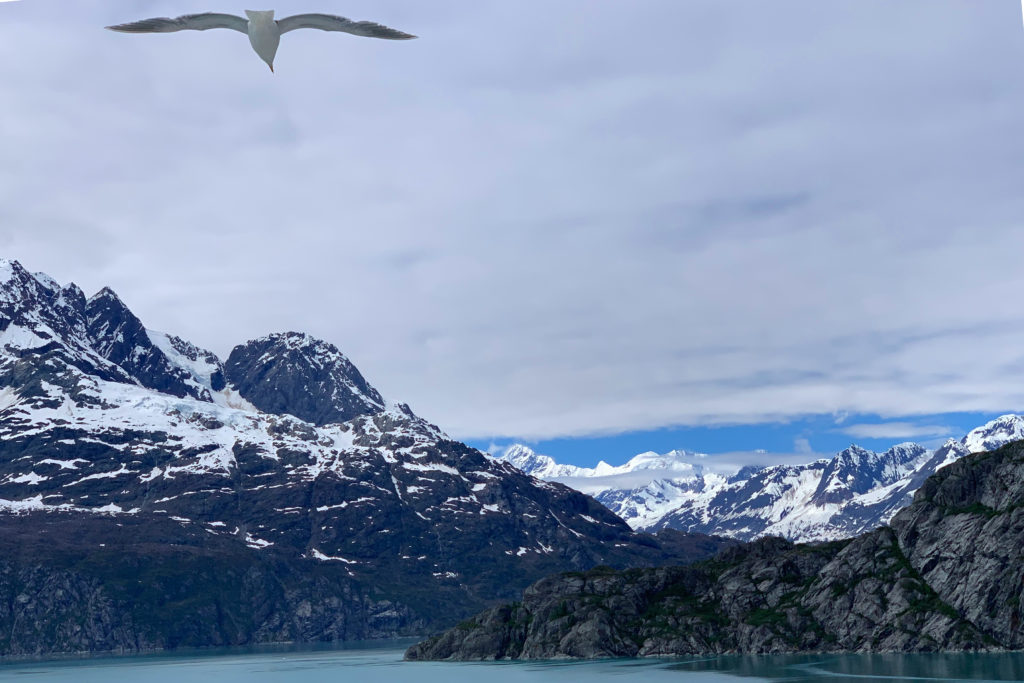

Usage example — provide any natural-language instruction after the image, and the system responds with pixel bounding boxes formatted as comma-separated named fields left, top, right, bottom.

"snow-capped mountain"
left=0, top=258, right=729, bottom=652
left=500, top=444, right=593, bottom=478
left=500, top=444, right=708, bottom=483
left=497, top=416, right=1024, bottom=543
left=962, top=414, right=1024, bottom=453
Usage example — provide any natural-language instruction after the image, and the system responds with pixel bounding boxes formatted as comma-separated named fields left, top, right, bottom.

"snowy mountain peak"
left=619, top=449, right=707, bottom=473
left=962, top=414, right=1024, bottom=453
left=497, top=444, right=710, bottom=482
left=888, top=442, right=927, bottom=458
left=273, top=331, right=325, bottom=349
left=55, top=282, right=86, bottom=310
left=0, top=262, right=139, bottom=389
left=31, top=271, right=60, bottom=292
left=224, top=332, right=386, bottom=427
left=498, top=444, right=591, bottom=478
left=809, top=441, right=926, bottom=506
left=0, top=258, right=29, bottom=288
left=501, top=444, right=547, bottom=470
left=87, top=286, right=121, bottom=305
left=0, top=259, right=51, bottom=303
left=83, top=285, right=211, bottom=401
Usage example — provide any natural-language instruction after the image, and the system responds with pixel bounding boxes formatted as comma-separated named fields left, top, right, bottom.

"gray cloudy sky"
left=2, top=0, right=1024, bottom=442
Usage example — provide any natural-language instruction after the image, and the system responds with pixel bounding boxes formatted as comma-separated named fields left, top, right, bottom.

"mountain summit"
left=224, top=332, right=387, bottom=425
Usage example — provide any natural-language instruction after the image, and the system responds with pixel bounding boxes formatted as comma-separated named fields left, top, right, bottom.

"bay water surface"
left=0, top=644, right=1022, bottom=682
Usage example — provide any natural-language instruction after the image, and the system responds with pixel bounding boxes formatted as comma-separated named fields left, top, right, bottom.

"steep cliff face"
left=0, top=515, right=421, bottom=656
left=224, top=332, right=386, bottom=425
left=407, top=441, right=1024, bottom=660
left=84, top=288, right=212, bottom=401
left=890, top=445, right=1024, bottom=650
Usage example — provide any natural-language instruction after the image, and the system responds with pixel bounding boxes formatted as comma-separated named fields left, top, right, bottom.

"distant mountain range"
left=0, top=258, right=729, bottom=655
left=496, top=414, right=1024, bottom=542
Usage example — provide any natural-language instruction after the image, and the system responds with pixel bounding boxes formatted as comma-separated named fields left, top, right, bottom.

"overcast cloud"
left=1, top=1, right=1024, bottom=441
left=837, top=422, right=955, bottom=440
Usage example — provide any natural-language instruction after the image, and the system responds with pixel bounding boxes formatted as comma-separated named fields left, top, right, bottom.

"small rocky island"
left=406, top=440, right=1024, bottom=660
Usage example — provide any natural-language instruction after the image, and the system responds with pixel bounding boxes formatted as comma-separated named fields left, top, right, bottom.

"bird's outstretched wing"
left=105, top=13, right=248, bottom=34
left=277, top=14, right=416, bottom=40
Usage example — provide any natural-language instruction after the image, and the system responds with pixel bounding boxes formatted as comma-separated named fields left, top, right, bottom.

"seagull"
left=105, top=10, right=416, bottom=72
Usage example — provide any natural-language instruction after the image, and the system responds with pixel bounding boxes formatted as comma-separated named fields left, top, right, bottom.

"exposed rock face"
left=0, top=259, right=733, bottom=655
left=406, top=441, right=1024, bottom=660
left=891, top=445, right=1024, bottom=650
left=0, top=515, right=422, bottom=655
left=0, top=260, right=133, bottom=389
left=225, top=332, right=385, bottom=425
left=84, top=288, right=211, bottom=401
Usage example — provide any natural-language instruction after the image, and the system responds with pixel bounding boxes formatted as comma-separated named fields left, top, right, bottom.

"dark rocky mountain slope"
left=224, top=332, right=386, bottom=425
left=406, top=439, right=1024, bottom=660
left=0, top=259, right=732, bottom=656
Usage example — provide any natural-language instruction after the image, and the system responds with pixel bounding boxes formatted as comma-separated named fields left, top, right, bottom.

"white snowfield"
left=0, top=367, right=447, bottom=503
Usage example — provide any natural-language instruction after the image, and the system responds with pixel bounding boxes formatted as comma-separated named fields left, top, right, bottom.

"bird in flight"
left=105, top=10, right=416, bottom=72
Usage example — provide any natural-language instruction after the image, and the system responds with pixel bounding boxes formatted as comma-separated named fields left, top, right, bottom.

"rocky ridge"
left=406, top=439, right=1024, bottom=660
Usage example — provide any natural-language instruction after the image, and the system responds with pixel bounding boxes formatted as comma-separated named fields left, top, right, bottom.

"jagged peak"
left=887, top=441, right=925, bottom=453
left=245, top=332, right=370, bottom=374
left=87, top=286, right=125, bottom=306
left=881, top=442, right=927, bottom=465
left=253, top=330, right=321, bottom=349
left=502, top=444, right=554, bottom=466
left=937, top=438, right=967, bottom=454
left=32, top=272, right=60, bottom=292
left=0, top=263, right=85, bottom=318
left=59, top=282, right=84, bottom=298
left=278, top=330, right=318, bottom=345
left=504, top=443, right=538, bottom=458
left=0, top=258, right=23, bottom=284
left=53, top=284, right=87, bottom=317
left=0, top=259, right=48, bottom=299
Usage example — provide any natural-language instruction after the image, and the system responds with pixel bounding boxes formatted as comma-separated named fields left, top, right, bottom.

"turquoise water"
left=0, top=645, right=1022, bottom=682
